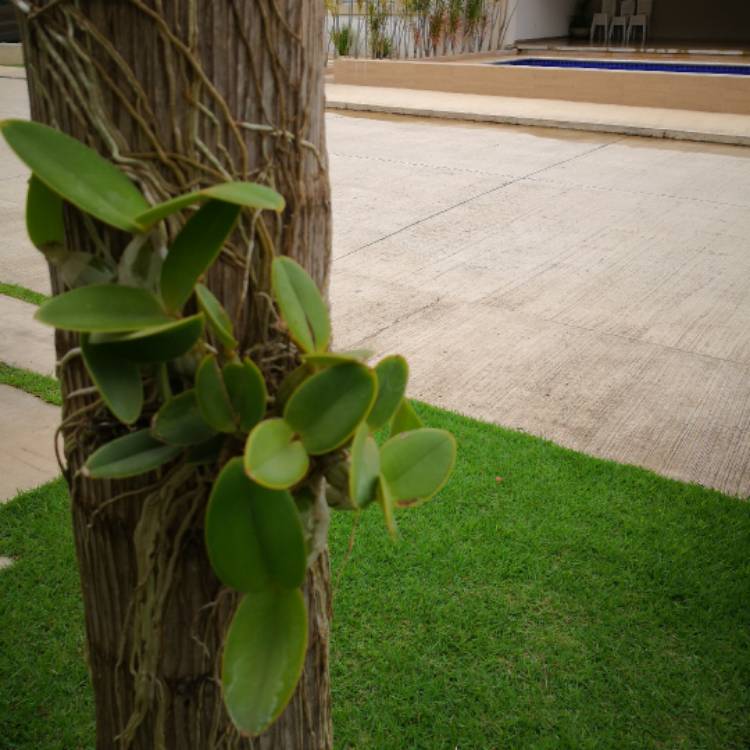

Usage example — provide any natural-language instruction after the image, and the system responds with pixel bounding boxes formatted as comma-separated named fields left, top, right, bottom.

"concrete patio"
left=1, top=70, right=750, bottom=498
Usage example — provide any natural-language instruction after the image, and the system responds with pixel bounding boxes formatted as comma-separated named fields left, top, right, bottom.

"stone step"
left=0, top=384, right=59, bottom=502
left=0, top=294, right=56, bottom=376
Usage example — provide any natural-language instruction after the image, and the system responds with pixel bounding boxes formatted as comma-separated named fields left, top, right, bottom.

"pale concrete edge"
left=326, top=101, right=750, bottom=147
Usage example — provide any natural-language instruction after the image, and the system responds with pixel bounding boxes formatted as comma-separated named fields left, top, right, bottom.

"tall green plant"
left=1, top=118, right=456, bottom=737
left=331, top=25, right=354, bottom=56
left=367, top=0, right=393, bottom=58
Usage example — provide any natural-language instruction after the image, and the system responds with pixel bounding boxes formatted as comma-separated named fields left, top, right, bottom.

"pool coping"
left=326, top=83, right=750, bottom=147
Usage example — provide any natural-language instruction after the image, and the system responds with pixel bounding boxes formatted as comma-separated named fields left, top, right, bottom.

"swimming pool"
left=493, top=58, right=750, bottom=76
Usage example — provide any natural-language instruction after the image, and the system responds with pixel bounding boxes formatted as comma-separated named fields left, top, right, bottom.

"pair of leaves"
left=348, top=414, right=455, bottom=519
left=141, top=354, right=266, bottom=453
left=244, top=362, right=377, bottom=490
left=2, top=119, right=284, bottom=235
left=206, top=459, right=309, bottom=736
left=244, top=355, right=412, bottom=494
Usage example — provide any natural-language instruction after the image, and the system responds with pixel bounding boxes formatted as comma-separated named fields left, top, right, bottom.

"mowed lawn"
left=1, top=402, right=749, bottom=749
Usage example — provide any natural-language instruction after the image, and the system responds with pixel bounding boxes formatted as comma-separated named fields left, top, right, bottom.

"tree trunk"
left=17, top=1, right=332, bottom=747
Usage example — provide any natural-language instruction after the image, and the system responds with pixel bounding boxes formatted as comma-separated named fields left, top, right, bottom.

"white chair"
left=609, top=0, right=635, bottom=44
left=590, top=0, right=616, bottom=44
left=627, top=0, right=653, bottom=44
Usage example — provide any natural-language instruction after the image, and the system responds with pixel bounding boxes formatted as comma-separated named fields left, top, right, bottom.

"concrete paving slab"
left=0, top=384, right=59, bottom=502
left=0, top=295, right=56, bottom=376
left=1, top=74, right=749, bottom=498
left=336, top=296, right=750, bottom=497
left=327, top=83, right=750, bottom=146
left=329, top=112, right=750, bottom=496
left=0, top=556, right=14, bottom=570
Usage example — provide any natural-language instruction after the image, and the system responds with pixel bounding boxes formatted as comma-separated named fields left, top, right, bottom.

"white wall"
left=506, top=0, right=580, bottom=43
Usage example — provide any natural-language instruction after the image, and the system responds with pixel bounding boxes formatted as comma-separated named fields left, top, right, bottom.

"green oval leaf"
left=35, top=285, right=171, bottom=333
left=89, top=314, right=204, bottom=363
left=195, top=283, right=237, bottom=350
left=160, top=200, right=240, bottom=312
left=83, top=429, right=180, bottom=479
left=390, top=398, right=423, bottom=437
left=196, top=355, right=236, bottom=433
left=27, top=175, right=65, bottom=251
left=276, top=364, right=311, bottom=411
left=205, top=458, right=307, bottom=592
left=271, top=257, right=330, bottom=353
left=378, top=475, right=398, bottom=538
left=81, top=335, right=143, bottom=425
left=1, top=119, right=148, bottom=231
left=368, top=355, right=409, bottom=431
left=349, top=422, right=380, bottom=508
left=302, top=349, right=374, bottom=368
left=224, top=358, right=267, bottom=432
left=380, top=428, right=456, bottom=503
left=222, top=589, right=307, bottom=737
left=136, top=181, right=285, bottom=228
left=152, top=390, right=216, bottom=446
left=244, top=418, right=309, bottom=490
left=284, top=362, right=376, bottom=455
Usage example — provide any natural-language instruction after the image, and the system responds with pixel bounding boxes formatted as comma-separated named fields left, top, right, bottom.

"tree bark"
left=17, top=1, right=332, bottom=748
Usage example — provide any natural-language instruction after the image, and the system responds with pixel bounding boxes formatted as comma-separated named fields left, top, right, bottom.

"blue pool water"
left=493, top=58, right=750, bottom=76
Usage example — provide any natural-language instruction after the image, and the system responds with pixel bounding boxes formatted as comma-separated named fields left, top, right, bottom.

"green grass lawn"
left=1, top=402, right=749, bottom=749
left=0, top=362, right=61, bottom=406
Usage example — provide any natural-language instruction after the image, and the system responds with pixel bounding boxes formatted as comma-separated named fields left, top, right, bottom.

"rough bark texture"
left=17, top=1, right=332, bottom=748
